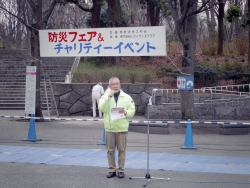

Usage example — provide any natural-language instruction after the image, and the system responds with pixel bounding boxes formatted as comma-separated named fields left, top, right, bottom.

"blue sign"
left=177, top=76, right=194, bottom=90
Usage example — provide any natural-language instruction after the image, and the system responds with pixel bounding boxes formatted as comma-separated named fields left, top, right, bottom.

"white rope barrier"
left=1, top=115, right=250, bottom=125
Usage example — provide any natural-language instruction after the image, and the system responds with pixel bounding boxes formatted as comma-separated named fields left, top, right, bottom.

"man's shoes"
left=107, top=172, right=116, bottom=178
left=118, top=172, right=124, bottom=178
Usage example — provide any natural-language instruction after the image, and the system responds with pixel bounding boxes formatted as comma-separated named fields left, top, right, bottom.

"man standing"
left=98, top=77, right=135, bottom=178
left=92, top=82, right=104, bottom=117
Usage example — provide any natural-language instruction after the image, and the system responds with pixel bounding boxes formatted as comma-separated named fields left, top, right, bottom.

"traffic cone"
left=181, top=119, right=197, bottom=149
left=97, top=129, right=106, bottom=145
left=23, top=114, right=42, bottom=142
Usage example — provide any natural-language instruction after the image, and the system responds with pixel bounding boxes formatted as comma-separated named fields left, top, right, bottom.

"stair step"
left=0, top=52, right=75, bottom=111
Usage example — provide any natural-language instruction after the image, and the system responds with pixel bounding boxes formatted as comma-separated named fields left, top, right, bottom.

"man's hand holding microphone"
left=108, top=90, right=115, bottom=99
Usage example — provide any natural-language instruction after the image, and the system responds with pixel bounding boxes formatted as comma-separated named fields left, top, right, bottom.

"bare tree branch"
left=0, top=5, right=33, bottom=31
left=26, top=0, right=37, bottom=12
left=167, top=0, right=184, bottom=43
left=187, top=0, right=227, bottom=18
left=43, top=0, right=58, bottom=25
left=73, top=1, right=92, bottom=12
left=179, top=0, right=195, bottom=25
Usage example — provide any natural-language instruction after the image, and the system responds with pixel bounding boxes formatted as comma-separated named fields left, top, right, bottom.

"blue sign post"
left=177, top=76, right=194, bottom=90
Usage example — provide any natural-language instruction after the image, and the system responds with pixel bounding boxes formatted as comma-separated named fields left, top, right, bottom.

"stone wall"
left=146, top=94, right=250, bottom=120
left=51, top=83, right=250, bottom=120
left=51, top=83, right=162, bottom=116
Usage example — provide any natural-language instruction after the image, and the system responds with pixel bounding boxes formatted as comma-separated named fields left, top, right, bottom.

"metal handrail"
left=65, top=56, right=80, bottom=83
left=152, top=88, right=249, bottom=95
left=151, top=88, right=250, bottom=105
left=201, top=84, right=250, bottom=93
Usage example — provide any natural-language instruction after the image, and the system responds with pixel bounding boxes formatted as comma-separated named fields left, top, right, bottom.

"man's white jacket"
left=92, top=84, right=104, bottom=97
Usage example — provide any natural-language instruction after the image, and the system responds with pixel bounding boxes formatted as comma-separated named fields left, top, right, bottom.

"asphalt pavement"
left=0, top=110, right=250, bottom=188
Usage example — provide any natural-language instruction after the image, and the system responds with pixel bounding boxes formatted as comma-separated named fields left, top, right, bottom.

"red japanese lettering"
left=69, top=32, right=78, bottom=42
left=78, top=34, right=87, bottom=42
left=48, top=32, right=58, bottom=42
left=58, top=32, right=68, bottom=42
left=87, top=31, right=97, bottom=41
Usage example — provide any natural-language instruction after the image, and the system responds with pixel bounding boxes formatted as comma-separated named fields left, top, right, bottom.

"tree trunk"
left=248, top=0, right=250, bottom=68
left=229, top=23, right=233, bottom=42
left=28, top=0, right=43, bottom=118
left=34, top=0, right=43, bottom=118
left=234, top=0, right=240, bottom=36
left=27, top=30, right=31, bottom=54
left=180, top=2, right=197, bottom=120
left=209, top=0, right=216, bottom=38
left=217, top=0, right=224, bottom=55
left=91, top=0, right=101, bottom=28
left=129, top=0, right=137, bottom=26
left=107, top=0, right=122, bottom=65
left=107, top=0, right=122, bottom=27
left=16, top=1, right=22, bottom=48
left=30, top=25, right=42, bottom=118
left=148, top=0, right=160, bottom=26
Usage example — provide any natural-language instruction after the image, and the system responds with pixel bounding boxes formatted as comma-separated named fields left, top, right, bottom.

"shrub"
left=232, top=61, right=246, bottom=73
left=199, top=61, right=219, bottom=69
left=194, top=66, right=219, bottom=84
left=141, top=73, right=152, bottom=83
left=166, top=42, right=182, bottom=55
left=129, top=73, right=137, bottom=84
left=156, top=66, right=174, bottom=78
left=234, top=35, right=248, bottom=55
left=224, top=41, right=235, bottom=55
left=72, top=62, right=153, bottom=84
left=220, top=61, right=233, bottom=71
left=199, top=37, right=217, bottom=55
left=85, top=57, right=115, bottom=67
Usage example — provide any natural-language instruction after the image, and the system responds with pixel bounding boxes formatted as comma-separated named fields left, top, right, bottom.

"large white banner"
left=39, top=26, right=166, bottom=57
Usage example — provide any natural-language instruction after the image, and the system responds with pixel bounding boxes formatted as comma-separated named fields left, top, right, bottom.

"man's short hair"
left=109, top=77, right=120, bottom=85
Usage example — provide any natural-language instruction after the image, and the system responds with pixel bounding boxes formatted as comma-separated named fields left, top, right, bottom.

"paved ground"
left=0, top=110, right=250, bottom=188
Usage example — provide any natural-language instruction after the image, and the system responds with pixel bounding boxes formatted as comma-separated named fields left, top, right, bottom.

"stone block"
left=72, top=84, right=92, bottom=96
left=59, top=102, right=72, bottom=108
left=155, top=96, right=162, bottom=105
left=140, top=91, right=150, bottom=105
left=121, top=84, right=129, bottom=93
left=130, top=93, right=142, bottom=105
left=219, top=127, right=249, bottom=135
left=128, top=84, right=145, bottom=94
left=137, top=104, right=147, bottom=113
left=69, top=100, right=87, bottom=114
left=84, top=111, right=92, bottom=116
left=71, top=111, right=84, bottom=116
left=215, top=107, right=235, bottom=116
left=53, top=83, right=72, bottom=95
left=57, top=109, right=70, bottom=116
left=79, top=94, right=92, bottom=105
left=60, top=91, right=81, bottom=104
left=172, top=111, right=180, bottom=119
left=207, top=107, right=215, bottom=116
left=236, top=107, right=249, bottom=117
